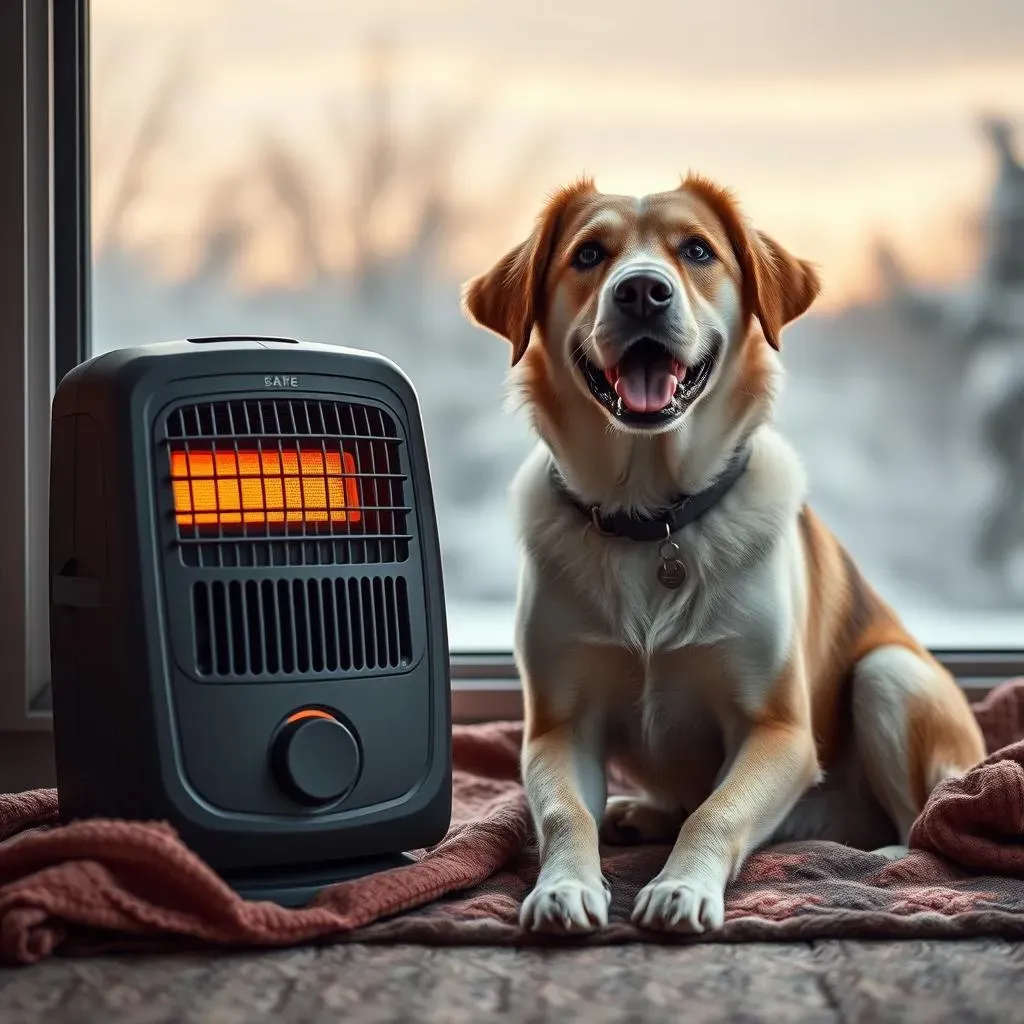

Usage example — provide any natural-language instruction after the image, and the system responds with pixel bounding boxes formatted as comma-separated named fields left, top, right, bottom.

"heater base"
left=223, top=852, right=418, bottom=908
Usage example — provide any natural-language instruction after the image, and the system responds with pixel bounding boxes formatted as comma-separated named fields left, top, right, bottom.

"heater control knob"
left=270, top=712, right=360, bottom=806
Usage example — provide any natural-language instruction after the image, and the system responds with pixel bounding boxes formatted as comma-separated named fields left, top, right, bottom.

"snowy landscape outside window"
left=90, top=1, right=1024, bottom=654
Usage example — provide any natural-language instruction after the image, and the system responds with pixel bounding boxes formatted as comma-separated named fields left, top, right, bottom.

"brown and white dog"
left=460, top=174, right=985, bottom=935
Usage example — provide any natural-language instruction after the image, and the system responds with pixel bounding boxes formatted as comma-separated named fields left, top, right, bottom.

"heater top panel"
left=53, top=335, right=421, bottom=418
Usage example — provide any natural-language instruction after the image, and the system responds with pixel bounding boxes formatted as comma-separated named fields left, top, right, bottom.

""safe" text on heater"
left=264, top=375, right=299, bottom=388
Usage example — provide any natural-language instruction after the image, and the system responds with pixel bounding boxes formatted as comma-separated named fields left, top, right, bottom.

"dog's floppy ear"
left=461, top=180, right=592, bottom=365
left=684, top=175, right=820, bottom=350
left=743, top=230, right=821, bottom=351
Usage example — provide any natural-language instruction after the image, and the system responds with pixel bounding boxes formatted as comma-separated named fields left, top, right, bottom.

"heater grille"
left=164, top=399, right=411, bottom=567
left=191, top=576, right=413, bottom=677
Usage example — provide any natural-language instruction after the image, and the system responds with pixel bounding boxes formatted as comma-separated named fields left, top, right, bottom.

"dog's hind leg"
left=601, top=794, right=684, bottom=845
left=851, top=643, right=985, bottom=846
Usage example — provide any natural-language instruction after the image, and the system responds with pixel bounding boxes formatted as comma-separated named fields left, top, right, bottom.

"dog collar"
left=549, top=444, right=752, bottom=543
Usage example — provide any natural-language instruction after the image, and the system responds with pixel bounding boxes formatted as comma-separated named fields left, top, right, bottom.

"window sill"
left=21, top=648, right=1024, bottom=729
left=450, top=649, right=1024, bottom=722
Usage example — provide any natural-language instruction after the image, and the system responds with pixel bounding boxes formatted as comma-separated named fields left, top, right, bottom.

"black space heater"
left=49, top=336, right=452, bottom=906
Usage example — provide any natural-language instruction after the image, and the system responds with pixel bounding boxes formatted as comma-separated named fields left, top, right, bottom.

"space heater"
left=49, top=336, right=452, bottom=905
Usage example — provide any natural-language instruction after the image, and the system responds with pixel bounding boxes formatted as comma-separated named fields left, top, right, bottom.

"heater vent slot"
left=192, top=576, right=413, bottom=678
left=164, top=399, right=411, bottom=566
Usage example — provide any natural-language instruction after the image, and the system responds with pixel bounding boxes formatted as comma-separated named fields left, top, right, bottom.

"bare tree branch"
left=95, top=45, right=194, bottom=255
left=259, top=136, right=328, bottom=282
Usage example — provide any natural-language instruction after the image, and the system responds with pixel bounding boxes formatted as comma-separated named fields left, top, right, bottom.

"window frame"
left=0, top=0, right=1021, bottom=735
left=53, top=0, right=90, bottom=383
left=0, top=0, right=56, bottom=732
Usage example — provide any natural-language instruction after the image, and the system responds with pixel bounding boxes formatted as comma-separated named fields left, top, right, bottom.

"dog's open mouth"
left=579, top=337, right=718, bottom=427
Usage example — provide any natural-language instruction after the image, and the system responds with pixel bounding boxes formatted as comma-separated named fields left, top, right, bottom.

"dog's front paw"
left=601, top=795, right=682, bottom=845
left=520, top=875, right=611, bottom=934
left=632, top=873, right=725, bottom=933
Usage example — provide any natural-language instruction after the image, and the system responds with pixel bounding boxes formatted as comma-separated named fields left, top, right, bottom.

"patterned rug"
left=1, top=679, right=1023, bottom=963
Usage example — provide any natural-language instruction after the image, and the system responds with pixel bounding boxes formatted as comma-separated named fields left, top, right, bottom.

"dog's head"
left=462, top=174, right=819, bottom=454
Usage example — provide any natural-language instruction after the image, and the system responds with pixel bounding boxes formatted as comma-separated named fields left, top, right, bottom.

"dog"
left=460, top=174, right=986, bottom=935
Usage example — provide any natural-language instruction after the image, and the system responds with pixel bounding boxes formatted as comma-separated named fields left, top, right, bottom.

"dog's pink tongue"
left=613, top=364, right=679, bottom=413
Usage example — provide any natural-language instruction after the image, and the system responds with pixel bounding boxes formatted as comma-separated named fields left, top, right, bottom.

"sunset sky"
left=91, top=0, right=1024, bottom=308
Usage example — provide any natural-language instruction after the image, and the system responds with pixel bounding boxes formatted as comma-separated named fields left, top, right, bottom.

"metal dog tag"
left=657, top=538, right=685, bottom=589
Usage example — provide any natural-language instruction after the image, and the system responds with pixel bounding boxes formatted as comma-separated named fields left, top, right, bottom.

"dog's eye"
left=572, top=243, right=606, bottom=270
left=681, top=238, right=714, bottom=263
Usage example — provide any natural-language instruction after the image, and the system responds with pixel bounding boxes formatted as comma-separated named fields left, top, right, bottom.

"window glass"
left=90, top=1, right=1024, bottom=650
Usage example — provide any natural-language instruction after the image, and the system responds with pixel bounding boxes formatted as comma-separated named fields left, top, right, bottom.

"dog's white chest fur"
left=569, top=533, right=707, bottom=655
left=512, top=427, right=806, bottom=665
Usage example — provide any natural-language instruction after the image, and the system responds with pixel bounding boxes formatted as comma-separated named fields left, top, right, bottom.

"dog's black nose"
left=612, top=272, right=675, bottom=320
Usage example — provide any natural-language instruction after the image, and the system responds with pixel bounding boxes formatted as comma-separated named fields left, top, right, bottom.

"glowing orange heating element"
left=170, top=447, right=362, bottom=527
